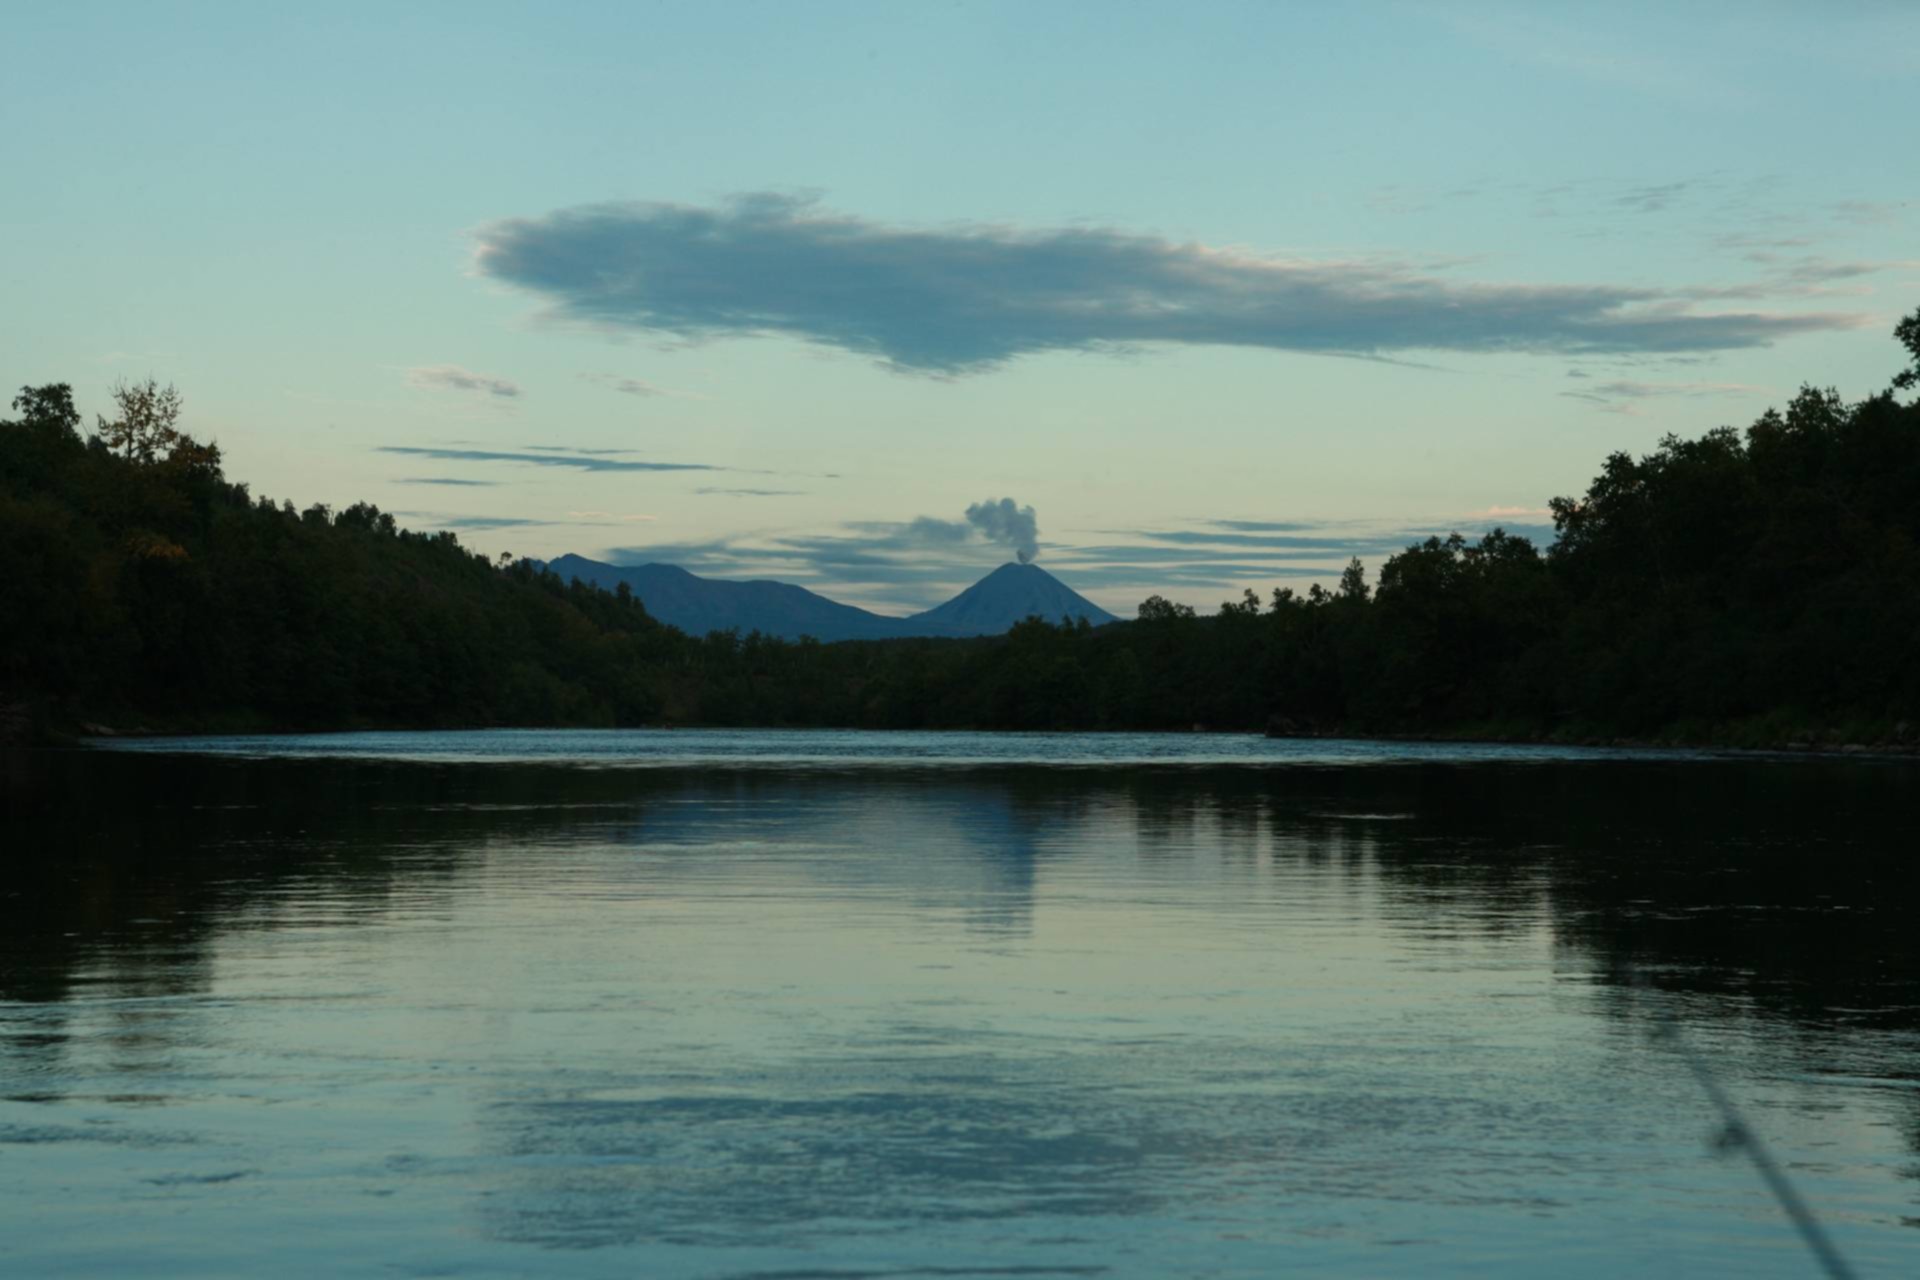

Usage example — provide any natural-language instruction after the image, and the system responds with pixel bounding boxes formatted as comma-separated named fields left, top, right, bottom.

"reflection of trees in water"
left=6, top=751, right=1917, bottom=1145
left=1124, top=761, right=1920, bottom=1183
left=0, top=754, right=1082, bottom=1080
left=10, top=752, right=1916, bottom=1020
left=3, top=752, right=488, bottom=1084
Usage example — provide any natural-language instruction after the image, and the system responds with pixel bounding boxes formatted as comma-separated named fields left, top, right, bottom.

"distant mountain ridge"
left=546, top=554, right=1116, bottom=642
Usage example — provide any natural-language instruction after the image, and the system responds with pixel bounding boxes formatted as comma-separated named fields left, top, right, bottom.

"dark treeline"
left=5, top=310, right=1919, bottom=744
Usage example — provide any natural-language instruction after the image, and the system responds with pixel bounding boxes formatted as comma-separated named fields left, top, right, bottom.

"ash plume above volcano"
left=966, top=498, right=1039, bottom=564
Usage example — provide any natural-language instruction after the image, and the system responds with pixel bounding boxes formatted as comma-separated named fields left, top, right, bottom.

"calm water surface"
left=3, top=731, right=1916, bottom=1277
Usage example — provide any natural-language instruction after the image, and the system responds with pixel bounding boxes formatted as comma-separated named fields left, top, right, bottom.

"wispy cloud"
left=1559, top=378, right=1769, bottom=414
left=1677, top=252, right=1918, bottom=301
left=406, top=364, right=523, bottom=399
left=397, top=476, right=498, bottom=487
left=566, top=510, right=657, bottom=523
left=1613, top=181, right=1696, bottom=214
left=399, top=510, right=662, bottom=533
left=1749, top=256, right=1894, bottom=284
left=579, top=372, right=709, bottom=400
left=472, top=194, right=1862, bottom=375
left=1831, top=199, right=1913, bottom=226
left=1711, top=232, right=1818, bottom=252
left=377, top=446, right=719, bottom=473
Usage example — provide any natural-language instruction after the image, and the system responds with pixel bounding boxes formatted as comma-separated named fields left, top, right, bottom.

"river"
left=3, top=731, right=1915, bottom=1276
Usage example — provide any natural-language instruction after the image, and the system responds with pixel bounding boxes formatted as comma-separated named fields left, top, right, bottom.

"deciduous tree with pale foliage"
left=95, top=378, right=220, bottom=473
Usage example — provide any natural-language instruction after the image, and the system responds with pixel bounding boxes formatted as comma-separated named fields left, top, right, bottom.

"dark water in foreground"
left=3, top=731, right=1917, bottom=1277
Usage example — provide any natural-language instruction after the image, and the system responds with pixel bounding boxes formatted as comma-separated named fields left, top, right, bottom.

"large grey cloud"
left=472, top=194, right=1863, bottom=374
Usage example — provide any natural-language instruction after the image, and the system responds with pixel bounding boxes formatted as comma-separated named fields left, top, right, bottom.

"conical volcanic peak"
left=908, top=562, right=1117, bottom=636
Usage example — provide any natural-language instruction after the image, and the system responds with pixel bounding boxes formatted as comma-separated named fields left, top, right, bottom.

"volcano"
left=906, top=562, right=1117, bottom=635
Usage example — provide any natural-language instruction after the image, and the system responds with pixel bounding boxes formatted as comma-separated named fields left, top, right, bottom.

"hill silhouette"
left=546, top=555, right=915, bottom=641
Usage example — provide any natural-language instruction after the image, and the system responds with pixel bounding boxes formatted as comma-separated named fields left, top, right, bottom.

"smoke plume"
left=966, top=498, right=1040, bottom=564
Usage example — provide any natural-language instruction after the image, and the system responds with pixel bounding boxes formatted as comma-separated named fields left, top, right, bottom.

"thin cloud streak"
left=1126, top=529, right=1424, bottom=554
left=429, top=515, right=551, bottom=530
left=473, top=194, right=1863, bottom=375
left=377, top=446, right=719, bottom=473
left=403, top=512, right=664, bottom=532
left=1560, top=378, right=1770, bottom=413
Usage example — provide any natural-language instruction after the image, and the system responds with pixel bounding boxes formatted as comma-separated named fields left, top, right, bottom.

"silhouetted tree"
left=1894, top=306, right=1920, bottom=392
left=97, top=378, right=185, bottom=464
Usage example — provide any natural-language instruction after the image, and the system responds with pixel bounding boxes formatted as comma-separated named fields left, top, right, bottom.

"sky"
left=4, top=1, right=1916, bottom=614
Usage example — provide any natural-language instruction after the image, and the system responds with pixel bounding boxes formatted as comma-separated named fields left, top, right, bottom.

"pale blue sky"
left=5, top=1, right=1915, bottom=612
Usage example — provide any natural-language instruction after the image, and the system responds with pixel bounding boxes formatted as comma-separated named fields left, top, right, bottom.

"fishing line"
left=1651, top=1015, right=1860, bottom=1280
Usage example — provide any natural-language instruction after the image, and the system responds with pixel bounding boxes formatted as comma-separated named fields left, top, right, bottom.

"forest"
left=4, top=308, right=1918, bottom=747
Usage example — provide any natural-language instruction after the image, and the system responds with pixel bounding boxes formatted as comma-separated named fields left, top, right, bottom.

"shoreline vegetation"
left=36, top=721, right=1920, bottom=763
left=6, top=311, right=1919, bottom=753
